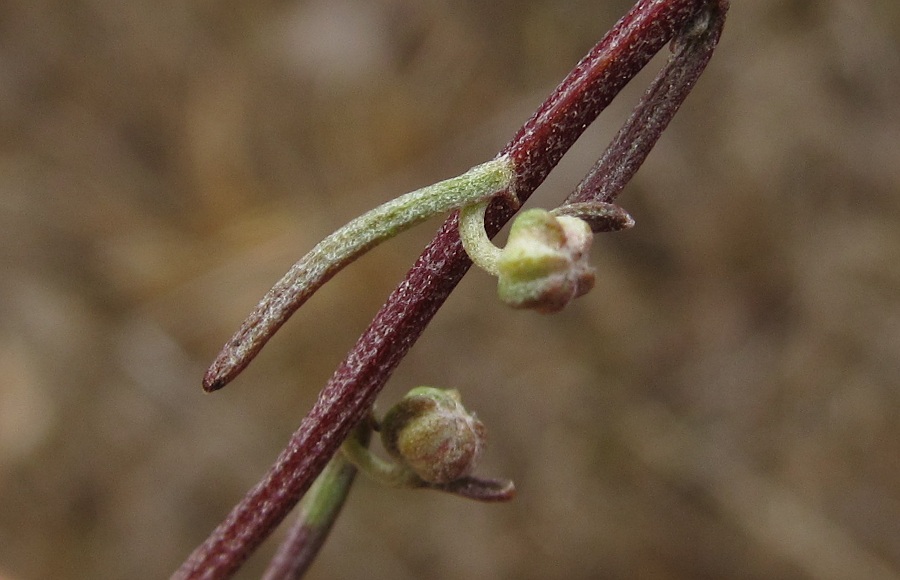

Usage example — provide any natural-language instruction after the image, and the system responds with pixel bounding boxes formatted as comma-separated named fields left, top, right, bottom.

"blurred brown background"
left=2, top=1, right=900, bottom=578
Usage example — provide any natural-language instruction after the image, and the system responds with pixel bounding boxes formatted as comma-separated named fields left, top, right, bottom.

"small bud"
left=380, top=387, right=486, bottom=484
left=496, top=209, right=595, bottom=313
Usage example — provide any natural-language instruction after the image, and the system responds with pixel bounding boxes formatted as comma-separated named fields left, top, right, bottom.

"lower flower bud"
left=380, top=387, right=486, bottom=484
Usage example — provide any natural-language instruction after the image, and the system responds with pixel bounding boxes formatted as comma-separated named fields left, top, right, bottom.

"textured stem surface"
left=175, top=2, right=721, bottom=578
left=568, top=1, right=728, bottom=206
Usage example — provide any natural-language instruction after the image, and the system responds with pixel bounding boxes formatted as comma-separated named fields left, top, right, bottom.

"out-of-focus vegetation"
left=2, top=1, right=900, bottom=578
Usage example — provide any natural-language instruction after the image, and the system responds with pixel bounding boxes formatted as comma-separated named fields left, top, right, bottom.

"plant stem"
left=261, top=453, right=359, bottom=580
left=173, top=2, right=726, bottom=578
left=566, top=1, right=728, bottom=207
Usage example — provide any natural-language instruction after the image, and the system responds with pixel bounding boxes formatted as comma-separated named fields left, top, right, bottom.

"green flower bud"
left=496, top=209, right=595, bottom=313
left=380, top=387, right=486, bottom=485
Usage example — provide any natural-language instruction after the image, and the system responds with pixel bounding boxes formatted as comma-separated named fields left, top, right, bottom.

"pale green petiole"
left=341, top=426, right=421, bottom=488
left=458, top=200, right=502, bottom=276
left=205, top=155, right=517, bottom=391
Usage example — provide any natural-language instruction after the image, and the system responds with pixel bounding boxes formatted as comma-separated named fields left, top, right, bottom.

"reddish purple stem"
left=568, top=1, right=727, bottom=206
left=174, top=1, right=726, bottom=578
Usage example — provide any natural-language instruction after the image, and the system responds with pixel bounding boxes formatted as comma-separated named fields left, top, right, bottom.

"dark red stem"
left=173, top=1, right=723, bottom=578
left=568, top=1, right=728, bottom=206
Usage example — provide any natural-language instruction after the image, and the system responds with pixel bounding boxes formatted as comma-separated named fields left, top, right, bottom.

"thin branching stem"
left=260, top=421, right=372, bottom=580
left=260, top=455, right=358, bottom=580
left=566, top=1, right=728, bottom=207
